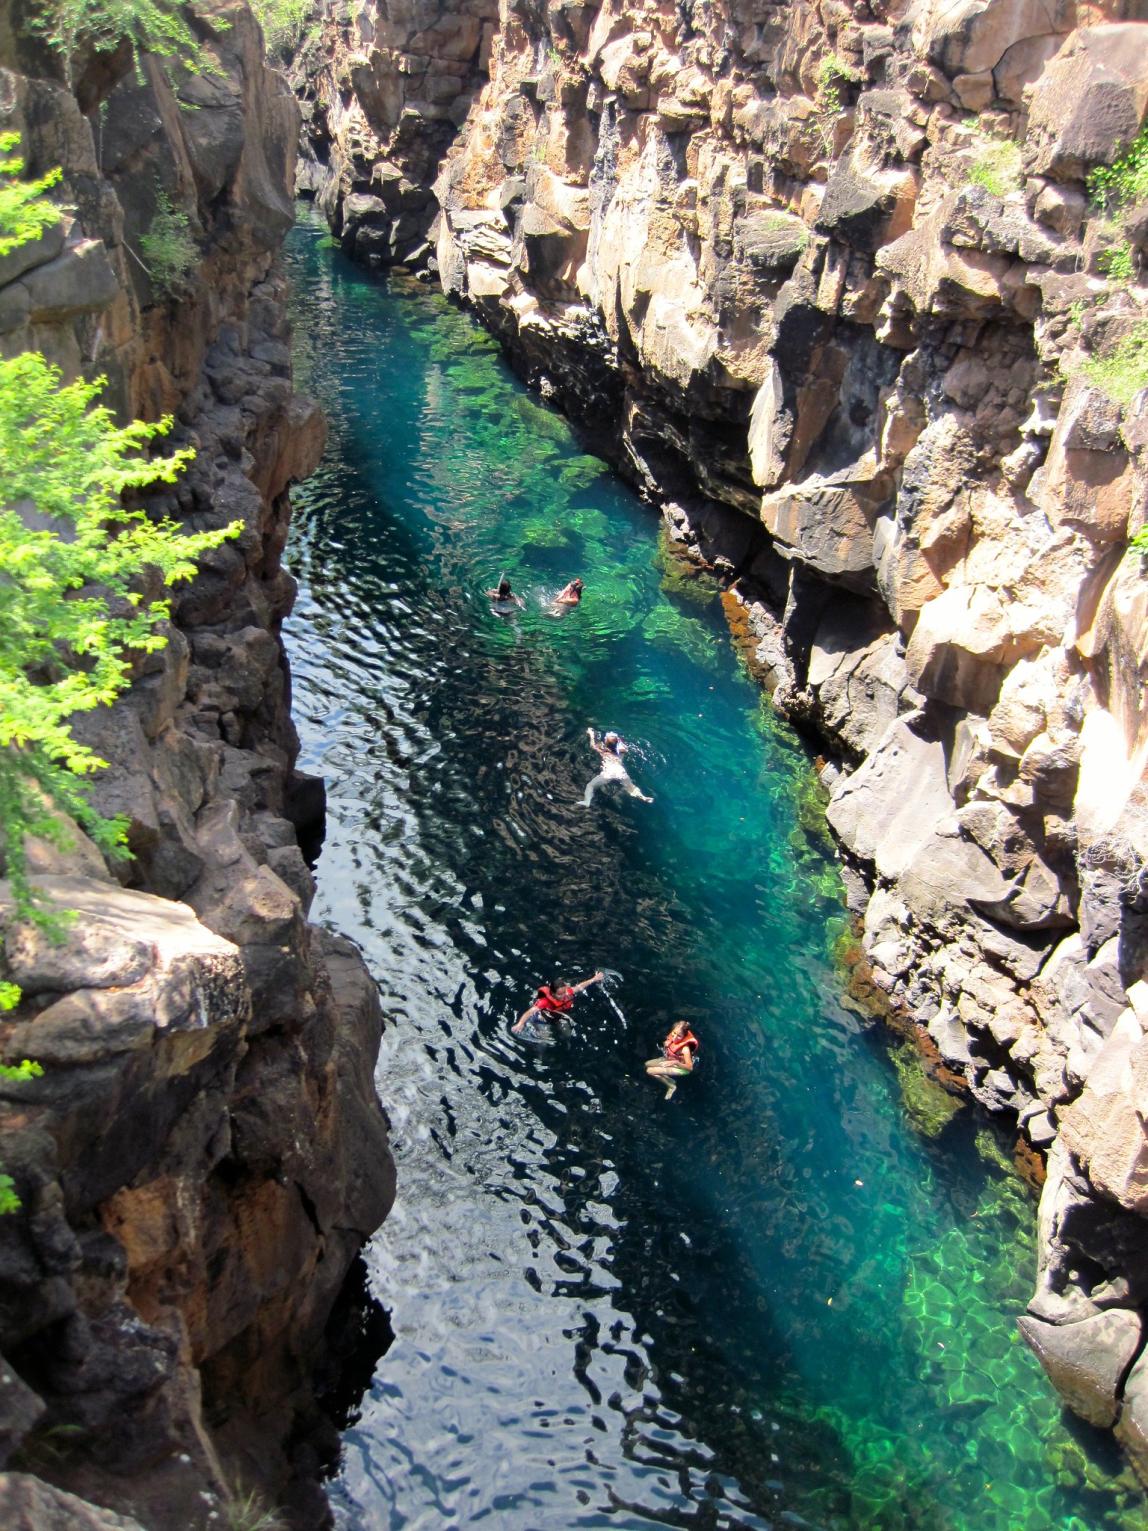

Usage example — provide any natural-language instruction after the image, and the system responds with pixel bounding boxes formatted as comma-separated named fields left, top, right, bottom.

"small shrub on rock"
left=1082, top=320, right=1148, bottom=407
left=139, top=187, right=198, bottom=295
left=1088, top=125, right=1148, bottom=215
left=966, top=132, right=1023, bottom=198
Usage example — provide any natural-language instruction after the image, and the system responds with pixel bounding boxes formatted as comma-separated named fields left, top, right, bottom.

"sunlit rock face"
left=0, top=6, right=393, bottom=1527
left=299, top=0, right=1148, bottom=1472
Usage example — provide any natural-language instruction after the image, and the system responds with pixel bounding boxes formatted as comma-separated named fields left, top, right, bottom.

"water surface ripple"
left=283, top=215, right=1141, bottom=1531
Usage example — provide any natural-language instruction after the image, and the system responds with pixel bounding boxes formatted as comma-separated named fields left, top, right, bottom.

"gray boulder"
left=1017, top=1308, right=1142, bottom=1427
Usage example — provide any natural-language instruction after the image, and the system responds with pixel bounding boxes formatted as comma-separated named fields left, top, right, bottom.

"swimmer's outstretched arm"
left=586, top=728, right=611, bottom=762
left=570, top=971, right=605, bottom=993
left=511, top=1004, right=540, bottom=1034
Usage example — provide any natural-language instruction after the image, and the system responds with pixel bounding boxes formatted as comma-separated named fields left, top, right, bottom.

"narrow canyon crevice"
left=295, top=0, right=1148, bottom=1482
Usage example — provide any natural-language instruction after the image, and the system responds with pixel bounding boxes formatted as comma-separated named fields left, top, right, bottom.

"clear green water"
left=282, top=212, right=1143, bottom=1529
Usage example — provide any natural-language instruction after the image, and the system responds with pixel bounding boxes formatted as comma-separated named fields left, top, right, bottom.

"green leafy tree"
left=0, top=353, right=240, bottom=918
left=249, top=0, right=315, bottom=60
left=0, top=129, right=241, bottom=1216
left=31, top=0, right=222, bottom=84
left=0, top=135, right=63, bottom=256
left=0, top=132, right=238, bottom=924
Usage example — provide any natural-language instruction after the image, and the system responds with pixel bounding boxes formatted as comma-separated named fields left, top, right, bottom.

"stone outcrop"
left=301, top=0, right=1148, bottom=1483
left=0, top=4, right=393, bottom=1527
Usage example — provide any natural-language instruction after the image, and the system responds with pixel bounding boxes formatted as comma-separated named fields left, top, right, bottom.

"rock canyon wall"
left=301, top=0, right=1148, bottom=1480
left=0, top=4, right=393, bottom=1527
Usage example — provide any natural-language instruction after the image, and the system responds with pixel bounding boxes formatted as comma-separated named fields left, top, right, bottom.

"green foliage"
left=1088, top=125, right=1148, bottom=215
left=248, top=0, right=314, bottom=59
left=966, top=132, right=1023, bottom=198
left=0, top=135, right=62, bottom=257
left=761, top=210, right=810, bottom=255
left=1098, top=239, right=1135, bottom=284
left=139, top=187, right=198, bottom=294
left=31, top=0, right=222, bottom=81
left=813, top=56, right=860, bottom=154
left=0, top=1060, right=43, bottom=1214
left=0, top=1060, right=42, bottom=1082
left=816, top=53, right=861, bottom=92
left=225, top=1486, right=287, bottom=1531
left=1130, top=524, right=1148, bottom=556
left=1082, top=320, right=1148, bottom=407
left=0, top=350, right=241, bottom=919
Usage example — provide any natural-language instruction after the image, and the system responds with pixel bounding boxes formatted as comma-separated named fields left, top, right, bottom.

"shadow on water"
left=283, top=212, right=1145, bottom=1531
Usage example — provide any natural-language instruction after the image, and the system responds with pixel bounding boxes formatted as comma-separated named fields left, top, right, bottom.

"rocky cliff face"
left=0, top=4, right=393, bottom=1526
left=303, top=0, right=1148, bottom=1481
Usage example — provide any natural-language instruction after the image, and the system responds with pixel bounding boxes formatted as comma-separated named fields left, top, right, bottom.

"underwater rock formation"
left=301, top=0, right=1148, bottom=1479
left=0, top=4, right=393, bottom=1526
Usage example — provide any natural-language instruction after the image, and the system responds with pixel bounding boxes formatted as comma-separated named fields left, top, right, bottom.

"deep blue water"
left=281, top=212, right=1142, bottom=1530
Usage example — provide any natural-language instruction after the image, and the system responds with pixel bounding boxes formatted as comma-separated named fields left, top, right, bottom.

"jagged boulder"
left=1026, top=25, right=1148, bottom=182
left=1059, top=1011, right=1148, bottom=1210
left=0, top=1474, right=146, bottom=1530
left=1017, top=1308, right=1142, bottom=1427
left=827, top=715, right=953, bottom=879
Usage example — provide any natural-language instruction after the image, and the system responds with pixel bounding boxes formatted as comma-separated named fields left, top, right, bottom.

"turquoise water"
left=282, top=213, right=1142, bottom=1530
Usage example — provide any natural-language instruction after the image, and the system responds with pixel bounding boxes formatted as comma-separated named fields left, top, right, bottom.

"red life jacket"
left=535, top=985, right=574, bottom=1013
left=665, top=1027, right=699, bottom=1063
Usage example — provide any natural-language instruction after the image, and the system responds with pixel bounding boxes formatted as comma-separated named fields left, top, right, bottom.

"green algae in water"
left=641, top=603, right=723, bottom=673
left=891, top=1041, right=965, bottom=1139
left=565, top=503, right=613, bottom=542
left=521, top=515, right=575, bottom=550
left=558, top=455, right=611, bottom=490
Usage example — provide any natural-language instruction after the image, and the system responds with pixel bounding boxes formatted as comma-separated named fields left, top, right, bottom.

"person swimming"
left=486, top=575, right=525, bottom=610
left=645, top=1020, right=700, bottom=1099
left=511, top=970, right=605, bottom=1033
left=581, top=728, right=653, bottom=806
left=551, top=577, right=584, bottom=608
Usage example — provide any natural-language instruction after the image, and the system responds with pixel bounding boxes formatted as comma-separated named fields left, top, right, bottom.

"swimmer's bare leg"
left=581, top=771, right=608, bottom=807
left=623, top=778, right=654, bottom=804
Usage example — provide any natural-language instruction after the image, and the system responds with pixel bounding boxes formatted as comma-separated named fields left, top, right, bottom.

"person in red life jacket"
left=512, top=970, right=604, bottom=1033
left=645, top=1020, right=700, bottom=1099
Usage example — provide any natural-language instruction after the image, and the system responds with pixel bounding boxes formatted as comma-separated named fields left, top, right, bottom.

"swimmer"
left=512, top=970, right=605, bottom=1033
left=581, top=728, right=653, bottom=807
left=486, top=575, right=525, bottom=610
left=551, top=577, right=584, bottom=609
left=645, top=1020, right=699, bottom=1100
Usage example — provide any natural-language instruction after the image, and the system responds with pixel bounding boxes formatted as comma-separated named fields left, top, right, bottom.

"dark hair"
left=572, top=578, right=584, bottom=591
left=497, top=576, right=511, bottom=598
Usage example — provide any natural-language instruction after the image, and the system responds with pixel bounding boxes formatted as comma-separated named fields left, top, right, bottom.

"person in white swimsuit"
left=581, top=729, right=653, bottom=807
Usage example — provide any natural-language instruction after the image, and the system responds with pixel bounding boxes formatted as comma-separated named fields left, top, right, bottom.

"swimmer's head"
left=572, top=578, right=584, bottom=593
left=496, top=576, right=511, bottom=598
left=603, top=730, right=620, bottom=748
